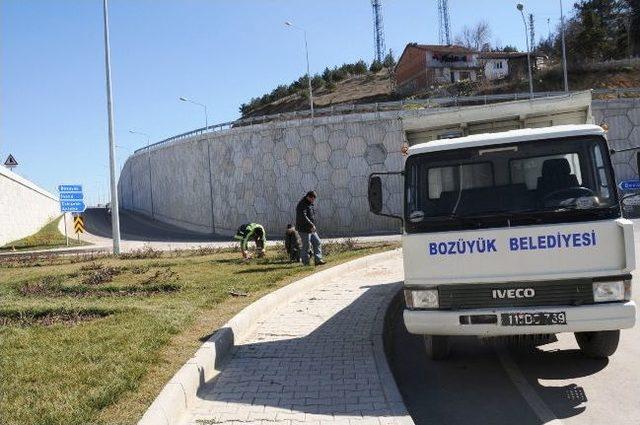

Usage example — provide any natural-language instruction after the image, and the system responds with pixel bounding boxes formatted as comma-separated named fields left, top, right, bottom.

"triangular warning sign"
left=4, top=154, right=18, bottom=167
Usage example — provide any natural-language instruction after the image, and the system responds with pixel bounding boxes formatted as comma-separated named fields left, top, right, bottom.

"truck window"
left=510, top=153, right=582, bottom=190
left=428, top=162, right=493, bottom=199
left=405, top=136, right=620, bottom=233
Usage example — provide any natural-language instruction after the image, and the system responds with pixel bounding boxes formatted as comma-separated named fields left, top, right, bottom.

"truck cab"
left=369, top=124, right=636, bottom=359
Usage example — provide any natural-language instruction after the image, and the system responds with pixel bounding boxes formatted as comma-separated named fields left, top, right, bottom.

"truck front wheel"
left=423, top=335, right=450, bottom=360
left=575, top=330, right=620, bottom=358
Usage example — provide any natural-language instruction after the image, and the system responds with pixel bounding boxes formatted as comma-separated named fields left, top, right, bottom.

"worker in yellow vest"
left=234, top=223, right=266, bottom=259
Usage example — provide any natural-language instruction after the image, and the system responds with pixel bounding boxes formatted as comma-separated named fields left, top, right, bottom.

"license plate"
left=501, top=312, right=567, bottom=326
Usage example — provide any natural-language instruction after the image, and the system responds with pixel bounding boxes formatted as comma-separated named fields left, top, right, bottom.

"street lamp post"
left=129, top=130, right=154, bottom=218
left=178, top=98, right=216, bottom=233
left=285, top=21, right=314, bottom=119
left=517, top=3, right=534, bottom=99
left=559, top=0, right=569, bottom=92
left=179, top=97, right=209, bottom=131
left=102, top=0, right=121, bottom=254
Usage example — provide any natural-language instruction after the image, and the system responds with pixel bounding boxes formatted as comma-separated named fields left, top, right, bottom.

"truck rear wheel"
left=423, top=335, right=450, bottom=360
left=575, top=330, right=620, bottom=358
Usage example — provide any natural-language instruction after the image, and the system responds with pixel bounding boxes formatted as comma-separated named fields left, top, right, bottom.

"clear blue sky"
left=0, top=0, right=568, bottom=205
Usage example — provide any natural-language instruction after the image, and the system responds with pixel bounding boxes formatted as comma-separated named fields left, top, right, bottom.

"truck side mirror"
left=368, top=176, right=383, bottom=214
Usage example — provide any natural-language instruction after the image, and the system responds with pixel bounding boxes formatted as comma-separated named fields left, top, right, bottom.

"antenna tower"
left=437, top=0, right=451, bottom=45
left=371, top=0, right=386, bottom=62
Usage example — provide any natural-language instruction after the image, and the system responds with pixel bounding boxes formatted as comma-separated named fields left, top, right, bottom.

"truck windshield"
left=405, top=135, right=620, bottom=233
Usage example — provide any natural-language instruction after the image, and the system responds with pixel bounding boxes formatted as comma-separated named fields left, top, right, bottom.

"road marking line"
left=495, top=346, right=565, bottom=425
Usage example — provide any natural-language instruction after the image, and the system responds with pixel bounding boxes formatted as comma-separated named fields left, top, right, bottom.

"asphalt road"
left=82, top=208, right=223, bottom=242
left=389, top=229, right=640, bottom=425
left=72, top=208, right=400, bottom=256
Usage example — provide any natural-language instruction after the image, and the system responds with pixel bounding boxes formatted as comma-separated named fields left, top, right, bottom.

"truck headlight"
left=405, top=289, right=439, bottom=309
left=593, top=280, right=629, bottom=302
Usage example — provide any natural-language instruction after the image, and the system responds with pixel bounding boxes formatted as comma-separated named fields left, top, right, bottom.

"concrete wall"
left=592, top=98, right=640, bottom=181
left=118, top=95, right=639, bottom=237
left=119, top=111, right=405, bottom=236
left=0, top=167, right=60, bottom=246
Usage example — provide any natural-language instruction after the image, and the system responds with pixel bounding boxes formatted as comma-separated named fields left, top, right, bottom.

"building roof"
left=411, top=44, right=476, bottom=54
left=409, top=124, right=605, bottom=156
left=396, top=43, right=477, bottom=69
left=479, top=51, right=529, bottom=59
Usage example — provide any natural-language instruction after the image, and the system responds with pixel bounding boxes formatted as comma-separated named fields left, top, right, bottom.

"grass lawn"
left=1, top=216, right=88, bottom=251
left=0, top=241, right=398, bottom=425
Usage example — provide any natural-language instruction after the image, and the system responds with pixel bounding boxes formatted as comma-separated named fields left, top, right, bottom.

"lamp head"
left=179, top=97, right=187, bottom=101
left=284, top=21, right=292, bottom=27
left=516, top=3, right=524, bottom=11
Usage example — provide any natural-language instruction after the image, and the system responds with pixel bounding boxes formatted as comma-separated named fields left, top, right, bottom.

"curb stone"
left=372, top=285, right=415, bottom=425
left=138, top=248, right=410, bottom=425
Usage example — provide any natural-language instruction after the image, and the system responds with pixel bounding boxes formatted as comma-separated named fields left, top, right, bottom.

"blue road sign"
left=59, top=184, right=85, bottom=212
left=60, top=201, right=86, bottom=212
left=619, top=180, right=640, bottom=191
left=58, top=184, right=83, bottom=192
left=59, top=192, right=84, bottom=200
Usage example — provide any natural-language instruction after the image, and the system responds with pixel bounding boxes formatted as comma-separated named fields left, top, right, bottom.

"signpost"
left=618, top=180, right=640, bottom=191
left=59, top=185, right=85, bottom=246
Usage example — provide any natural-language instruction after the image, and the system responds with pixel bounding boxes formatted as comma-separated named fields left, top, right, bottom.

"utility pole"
left=285, top=21, right=314, bottom=118
left=560, top=0, right=569, bottom=92
left=102, top=0, right=121, bottom=254
left=517, top=4, right=534, bottom=99
left=179, top=97, right=209, bottom=131
left=529, top=13, right=535, bottom=54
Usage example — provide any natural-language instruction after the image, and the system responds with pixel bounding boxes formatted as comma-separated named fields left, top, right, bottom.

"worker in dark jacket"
left=234, top=223, right=266, bottom=259
left=284, top=224, right=302, bottom=262
left=295, top=191, right=326, bottom=266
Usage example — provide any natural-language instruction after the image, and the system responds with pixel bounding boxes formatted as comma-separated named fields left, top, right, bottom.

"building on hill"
left=479, top=51, right=545, bottom=81
left=479, top=51, right=528, bottom=80
left=394, top=43, right=480, bottom=94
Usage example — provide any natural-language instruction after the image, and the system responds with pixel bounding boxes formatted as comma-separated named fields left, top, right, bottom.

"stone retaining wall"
left=119, top=111, right=405, bottom=236
left=592, top=98, right=640, bottom=181
left=118, top=97, right=640, bottom=237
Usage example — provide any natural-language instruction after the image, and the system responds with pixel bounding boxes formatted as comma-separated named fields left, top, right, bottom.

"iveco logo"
left=492, top=288, right=536, bottom=299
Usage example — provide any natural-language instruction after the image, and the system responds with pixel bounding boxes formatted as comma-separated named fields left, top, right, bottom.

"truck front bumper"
left=403, top=301, right=636, bottom=336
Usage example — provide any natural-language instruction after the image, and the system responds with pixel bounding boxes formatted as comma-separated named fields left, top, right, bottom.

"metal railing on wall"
left=134, top=88, right=640, bottom=154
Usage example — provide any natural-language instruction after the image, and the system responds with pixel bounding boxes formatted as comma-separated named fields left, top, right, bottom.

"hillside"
left=241, top=61, right=640, bottom=119
left=243, top=69, right=397, bottom=118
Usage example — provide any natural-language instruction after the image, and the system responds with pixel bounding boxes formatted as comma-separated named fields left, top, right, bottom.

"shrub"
left=383, top=51, right=396, bottom=68
left=311, top=74, right=325, bottom=89
left=322, top=67, right=333, bottom=82
left=353, top=60, right=368, bottom=74
left=370, top=60, right=383, bottom=72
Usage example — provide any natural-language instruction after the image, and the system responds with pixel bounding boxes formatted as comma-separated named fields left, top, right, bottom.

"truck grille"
left=438, top=280, right=594, bottom=310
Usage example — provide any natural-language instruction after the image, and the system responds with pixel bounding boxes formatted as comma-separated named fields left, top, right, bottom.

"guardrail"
left=134, top=88, right=640, bottom=154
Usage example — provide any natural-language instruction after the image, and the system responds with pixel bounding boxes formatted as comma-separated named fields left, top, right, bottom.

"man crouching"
left=234, top=223, right=266, bottom=260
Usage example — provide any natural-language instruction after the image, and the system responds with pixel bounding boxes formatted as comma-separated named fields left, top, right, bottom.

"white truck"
left=369, top=124, right=636, bottom=359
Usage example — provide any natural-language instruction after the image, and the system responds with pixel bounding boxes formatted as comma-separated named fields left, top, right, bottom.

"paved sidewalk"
left=182, top=251, right=407, bottom=425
